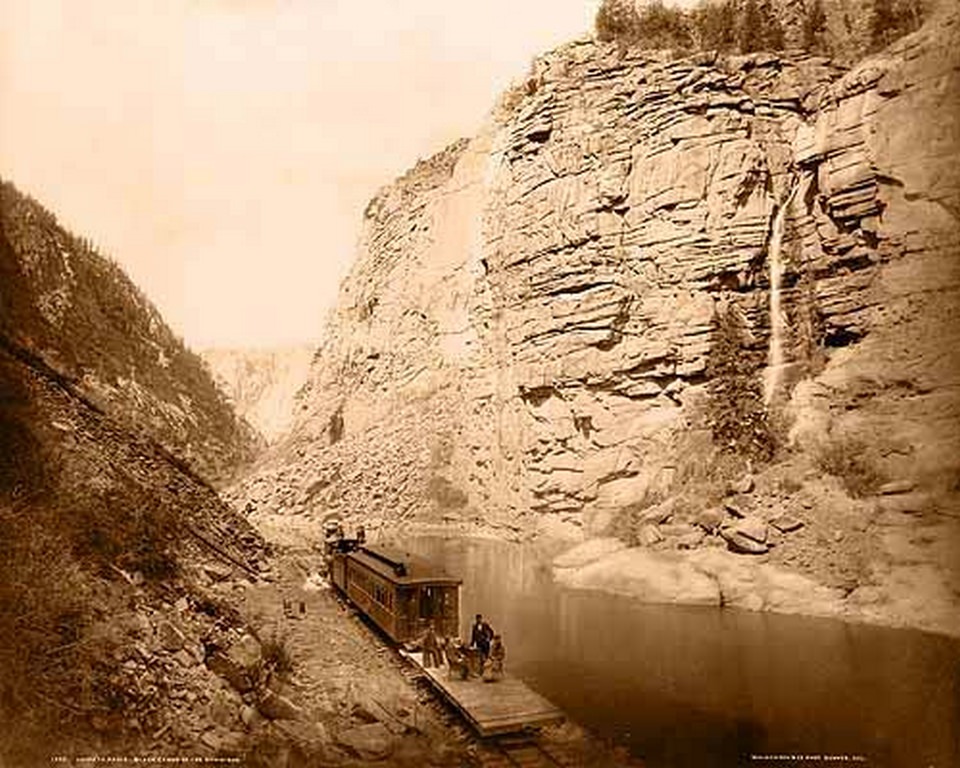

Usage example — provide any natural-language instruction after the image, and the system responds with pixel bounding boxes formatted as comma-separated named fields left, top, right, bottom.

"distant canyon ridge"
left=201, top=346, right=314, bottom=444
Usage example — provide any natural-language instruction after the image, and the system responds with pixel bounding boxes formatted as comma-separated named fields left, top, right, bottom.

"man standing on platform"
left=470, top=613, right=494, bottom=673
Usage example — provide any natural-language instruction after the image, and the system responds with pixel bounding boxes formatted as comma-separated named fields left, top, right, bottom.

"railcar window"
left=419, top=586, right=436, bottom=618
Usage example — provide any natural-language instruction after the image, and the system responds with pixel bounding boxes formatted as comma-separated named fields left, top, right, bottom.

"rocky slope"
left=230, top=11, right=960, bottom=634
left=202, top=345, right=315, bottom=444
left=0, top=330, right=271, bottom=761
left=0, top=182, right=261, bottom=484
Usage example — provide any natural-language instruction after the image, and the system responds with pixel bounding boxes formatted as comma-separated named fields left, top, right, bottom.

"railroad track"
left=478, top=734, right=571, bottom=768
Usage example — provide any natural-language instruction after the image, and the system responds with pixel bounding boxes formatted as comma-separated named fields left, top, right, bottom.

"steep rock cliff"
left=230, top=13, right=960, bottom=629
left=0, top=182, right=261, bottom=482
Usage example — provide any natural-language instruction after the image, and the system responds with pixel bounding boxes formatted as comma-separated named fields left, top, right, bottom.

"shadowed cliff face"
left=0, top=183, right=262, bottom=483
left=230, top=13, right=960, bottom=626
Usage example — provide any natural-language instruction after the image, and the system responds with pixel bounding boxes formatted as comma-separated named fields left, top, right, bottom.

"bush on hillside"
left=813, top=433, right=885, bottom=497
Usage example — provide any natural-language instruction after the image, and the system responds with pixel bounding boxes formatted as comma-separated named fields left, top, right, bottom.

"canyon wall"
left=235, top=13, right=959, bottom=550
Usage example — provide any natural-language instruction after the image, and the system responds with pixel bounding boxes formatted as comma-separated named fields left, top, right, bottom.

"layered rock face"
left=202, top=345, right=315, bottom=444
left=0, top=183, right=261, bottom=482
left=238, top=13, right=959, bottom=555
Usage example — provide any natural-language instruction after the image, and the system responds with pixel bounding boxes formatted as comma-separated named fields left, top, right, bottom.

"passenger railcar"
left=328, top=542, right=461, bottom=644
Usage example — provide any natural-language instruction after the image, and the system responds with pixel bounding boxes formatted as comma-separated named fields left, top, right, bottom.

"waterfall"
left=763, top=181, right=798, bottom=407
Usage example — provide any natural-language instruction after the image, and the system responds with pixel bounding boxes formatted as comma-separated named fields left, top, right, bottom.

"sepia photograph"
left=0, top=1, right=958, bottom=766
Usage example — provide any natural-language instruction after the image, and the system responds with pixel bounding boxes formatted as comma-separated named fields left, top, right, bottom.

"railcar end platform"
left=400, top=650, right=564, bottom=737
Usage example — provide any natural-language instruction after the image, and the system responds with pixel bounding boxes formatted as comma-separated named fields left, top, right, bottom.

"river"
left=395, top=535, right=959, bottom=768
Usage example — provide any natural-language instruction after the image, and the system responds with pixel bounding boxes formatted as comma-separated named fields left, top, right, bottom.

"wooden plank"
left=401, top=651, right=564, bottom=737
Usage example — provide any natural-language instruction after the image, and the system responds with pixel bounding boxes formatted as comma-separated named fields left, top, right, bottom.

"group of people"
left=420, top=613, right=505, bottom=683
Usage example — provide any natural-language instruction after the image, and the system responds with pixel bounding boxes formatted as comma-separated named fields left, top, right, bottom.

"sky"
left=0, top=0, right=601, bottom=349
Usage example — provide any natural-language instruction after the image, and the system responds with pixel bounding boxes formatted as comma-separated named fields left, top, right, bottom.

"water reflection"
left=396, top=536, right=960, bottom=768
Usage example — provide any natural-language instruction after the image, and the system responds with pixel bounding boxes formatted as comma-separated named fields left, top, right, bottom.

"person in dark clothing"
left=445, top=638, right=469, bottom=680
left=470, top=614, right=494, bottom=671
left=421, top=623, right=441, bottom=668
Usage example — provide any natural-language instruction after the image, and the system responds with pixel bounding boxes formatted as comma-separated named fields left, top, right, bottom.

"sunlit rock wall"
left=241, top=12, right=960, bottom=534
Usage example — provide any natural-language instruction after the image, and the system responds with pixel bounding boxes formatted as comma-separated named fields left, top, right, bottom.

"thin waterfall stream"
left=764, top=180, right=799, bottom=406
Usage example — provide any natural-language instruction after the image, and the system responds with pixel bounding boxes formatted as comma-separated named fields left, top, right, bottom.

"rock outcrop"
left=0, top=182, right=261, bottom=483
left=230, top=12, right=960, bottom=632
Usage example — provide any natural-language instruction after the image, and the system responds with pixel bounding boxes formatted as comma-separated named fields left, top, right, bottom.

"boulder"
left=733, top=517, right=768, bottom=543
left=228, top=633, right=262, bottom=668
left=553, top=548, right=721, bottom=606
left=257, top=689, right=304, bottom=721
left=240, top=705, right=261, bottom=729
left=877, top=493, right=930, bottom=515
left=202, top=562, right=234, bottom=582
left=206, top=651, right=254, bottom=693
left=724, top=501, right=746, bottom=519
left=208, top=689, right=242, bottom=729
left=336, top=722, right=394, bottom=760
left=676, top=529, right=706, bottom=550
left=878, top=480, right=915, bottom=495
left=157, top=621, right=186, bottom=652
left=769, top=514, right=804, bottom=533
left=722, top=529, right=769, bottom=555
left=199, top=731, right=223, bottom=752
left=695, top=507, right=726, bottom=533
left=636, top=524, right=663, bottom=547
left=639, top=498, right=677, bottom=525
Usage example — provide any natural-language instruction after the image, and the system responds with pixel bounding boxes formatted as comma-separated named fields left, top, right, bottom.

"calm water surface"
left=396, top=536, right=960, bottom=768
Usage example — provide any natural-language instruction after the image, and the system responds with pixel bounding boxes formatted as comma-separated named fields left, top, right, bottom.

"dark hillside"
left=0, top=180, right=261, bottom=484
left=0, top=331, right=267, bottom=761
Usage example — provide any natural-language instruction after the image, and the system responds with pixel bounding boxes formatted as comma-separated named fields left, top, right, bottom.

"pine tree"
left=759, top=0, right=785, bottom=50
left=596, top=0, right=640, bottom=44
left=802, top=0, right=828, bottom=52
left=739, top=0, right=762, bottom=53
left=870, top=0, right=899, bottom=50
left=691, top=0, right=738, bottom=52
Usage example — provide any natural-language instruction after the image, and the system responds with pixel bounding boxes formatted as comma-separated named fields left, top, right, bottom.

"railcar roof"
left=347, top=544, right=462, bottom=586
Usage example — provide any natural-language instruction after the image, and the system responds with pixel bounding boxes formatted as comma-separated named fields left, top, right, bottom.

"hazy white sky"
left=0, top=0, right=601, bottom=348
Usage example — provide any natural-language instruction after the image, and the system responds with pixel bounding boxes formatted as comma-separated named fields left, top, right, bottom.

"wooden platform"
left=401, top=650, right=564, bottom=737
